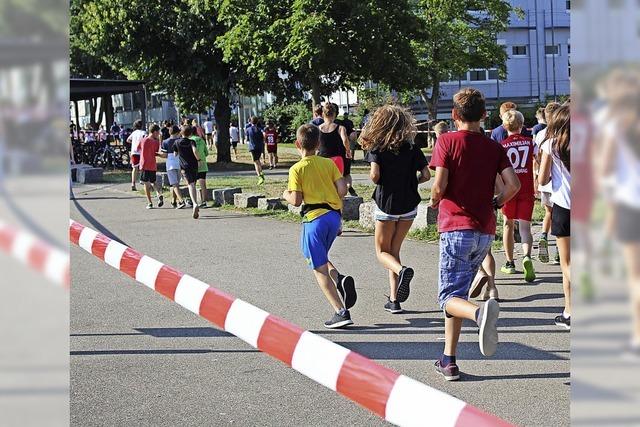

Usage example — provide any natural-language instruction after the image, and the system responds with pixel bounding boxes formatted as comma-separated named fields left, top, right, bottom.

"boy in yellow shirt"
left=283, top=124, right=357, bottom=328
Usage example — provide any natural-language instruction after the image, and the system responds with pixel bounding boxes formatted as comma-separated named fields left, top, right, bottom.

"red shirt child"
left=500, top=133, right=536, bottom=221
left=264, top=127, right=279, bottom=153
left=139, top=136, right=160, bottom=171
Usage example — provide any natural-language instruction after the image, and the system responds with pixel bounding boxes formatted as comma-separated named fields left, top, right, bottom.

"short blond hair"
left=434, top=121, right=449, bottom=134
left=502, top=109, right=524, bottom=133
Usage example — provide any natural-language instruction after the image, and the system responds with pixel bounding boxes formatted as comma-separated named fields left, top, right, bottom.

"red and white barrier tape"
left=70, top=219, right=512, bottom=427
left=0, top=220, right=69, bottom=288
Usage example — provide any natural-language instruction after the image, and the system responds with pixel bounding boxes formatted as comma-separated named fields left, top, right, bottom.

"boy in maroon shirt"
left=139, top=124, right=164, bottom=209
left=429, top=88, right=520, bottom=381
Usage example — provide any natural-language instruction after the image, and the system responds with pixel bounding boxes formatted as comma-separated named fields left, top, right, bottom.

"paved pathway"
left=70, top=182, right=569, bottom=426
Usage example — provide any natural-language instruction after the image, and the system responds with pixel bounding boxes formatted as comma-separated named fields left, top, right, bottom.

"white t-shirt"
left=230, top=126, right=239, bottom=142
left=542, top=138, right=571, bottom=209
left=203, top=121, right=214, bottom=134
left=129, top=129, right=146, bottom=155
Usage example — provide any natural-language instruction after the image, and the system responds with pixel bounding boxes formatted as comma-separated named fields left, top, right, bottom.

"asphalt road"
left=70, top=182, right=569, bottom=426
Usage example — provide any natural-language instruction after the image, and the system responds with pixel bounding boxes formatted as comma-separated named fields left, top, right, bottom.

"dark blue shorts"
left=300, top=211, right=341, bottom=269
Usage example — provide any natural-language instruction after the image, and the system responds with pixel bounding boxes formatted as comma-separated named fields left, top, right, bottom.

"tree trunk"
left=214, top=94, right=232, bottom=163
left=310, top=78, right=322, bottom=106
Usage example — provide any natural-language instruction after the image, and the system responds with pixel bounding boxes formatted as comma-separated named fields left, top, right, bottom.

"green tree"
left=76, top=0, right=239, bottom=162
left=218, top=0, right=420, bottom=106
left=411, top=0, right=517, bottom=120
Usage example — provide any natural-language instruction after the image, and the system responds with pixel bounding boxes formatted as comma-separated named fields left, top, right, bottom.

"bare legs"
left=443, top=298, right=479, bottom=356
left=556, top=236, right=571, bottom=316
left=313, top=261, right=345, bottom=312
left=375, top=220, right=412, bottom=300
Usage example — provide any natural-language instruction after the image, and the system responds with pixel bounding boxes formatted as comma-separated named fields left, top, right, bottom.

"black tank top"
left=318, top=125, right=345, bottom=158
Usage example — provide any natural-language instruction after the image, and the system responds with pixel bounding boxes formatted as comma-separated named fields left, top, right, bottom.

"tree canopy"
left=217, top=0, right=420, bottom=105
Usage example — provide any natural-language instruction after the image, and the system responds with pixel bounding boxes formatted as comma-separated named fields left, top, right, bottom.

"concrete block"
left=342, top=195, right=364, bottom=221
left=234, top=193, right=265, bottom=208
left=77, top=167, right=103, bottom=184
left=213, top=187, right=241, bottom=206
left=257, top=198, right=286, bottom=211
left=358, top=201, right=376, bottom=230
left=288, top=203, right=302, bottom=217
left=70, top=164, right=92, bottom=182
left=179, top=186, right=213, bottom=201
left=411, top=202, right=439, bottom=230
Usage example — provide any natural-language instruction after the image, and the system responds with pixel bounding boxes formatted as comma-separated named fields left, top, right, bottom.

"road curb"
left=70, top=219, right=512, bottom=427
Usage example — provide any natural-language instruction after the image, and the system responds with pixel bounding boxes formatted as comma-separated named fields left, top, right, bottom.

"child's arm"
left=418, top=165, right=431, bottom=183
left=369, top=162, right=380, bottom=184
left=282, top=190, right=303, bottom=207
left=339, top=126, right=352, bottom=159
left=192, top=144, right=201, bottom=161
left=334, top=177, right=348, bottom=198
left=499, top=167, right=521, bottom=206
left=538, top=151, right=551, bottom=187
left=430, top=167, right=448, bottom=208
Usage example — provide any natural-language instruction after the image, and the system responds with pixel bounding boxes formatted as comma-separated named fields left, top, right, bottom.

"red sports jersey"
left=264, top=129, right=278, bottom=146
left=501, top=134, right=536, bottom=196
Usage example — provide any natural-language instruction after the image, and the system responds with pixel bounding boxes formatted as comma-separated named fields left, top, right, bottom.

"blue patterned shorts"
left=438, top=230, right=493, bottom=309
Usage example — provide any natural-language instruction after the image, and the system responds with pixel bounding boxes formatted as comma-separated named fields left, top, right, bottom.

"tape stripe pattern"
left=0, top=220, right=69, bottom=288
left=69, top=219, right=511, bottom=427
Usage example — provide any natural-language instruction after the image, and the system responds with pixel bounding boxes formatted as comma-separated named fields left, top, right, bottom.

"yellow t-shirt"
left=288, top=155, right=343, bottom=221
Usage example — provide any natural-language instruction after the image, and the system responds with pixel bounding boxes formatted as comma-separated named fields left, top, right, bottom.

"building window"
left=488, top=69, right=499, bottom=80
left=609, top=0, right=624, bottom=8
left=545, top=45, right=560, bottom=55
left=566, top=0, right=570, bottom=10
left=469, top=70, right=487, bottom=81
left=512, top=45, right=527, bottom=56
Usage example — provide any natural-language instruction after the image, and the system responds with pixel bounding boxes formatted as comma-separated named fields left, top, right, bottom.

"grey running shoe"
left=477, top=299, right=500, bottom=357
left=435, top=360, right=460, bottom=381
left=555, top=314, right=570, bottom=330
left=538, top=238, right=549, bottom=263
left=324, top=310, right=353, bottom=329
left=192, top=205, right=200, bottom=219
left=384, top=297, right=403, bottom=314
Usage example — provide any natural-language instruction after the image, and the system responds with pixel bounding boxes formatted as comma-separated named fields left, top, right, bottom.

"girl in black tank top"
left=318, top=124, right=345, bottom=158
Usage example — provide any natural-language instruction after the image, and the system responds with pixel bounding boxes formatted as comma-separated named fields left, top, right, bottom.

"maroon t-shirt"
left=429, top=130, right=511, bottom=234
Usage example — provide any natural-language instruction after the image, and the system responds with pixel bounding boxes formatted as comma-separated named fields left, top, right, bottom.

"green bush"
left=263, top=102, right=311, bottom=144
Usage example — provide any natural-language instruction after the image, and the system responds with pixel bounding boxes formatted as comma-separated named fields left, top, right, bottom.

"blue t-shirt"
left=310, top=117, right=324, bottom=126
left=532, top=123, right=546, bottom=138
left=491, top=124, right=531, bottom=142
left=246, top=125, right=264, bottom=151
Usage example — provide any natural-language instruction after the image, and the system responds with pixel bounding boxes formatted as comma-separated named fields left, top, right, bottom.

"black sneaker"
left=396, top=267, right=414, bottom=303
left=336, top=275, right=357, bottom=309
left=157, top=195, right=164, bottom=207
left=171, top=201, right=177, bottom=208
left=435, top=359, right=460, bottom=381
left=555, top=314, right=570, bottom=330
left=176, top=201, right=186, bottom=210
left=145, top=203, right=153, bottom=209
left=348, top=187, right=358, bottom=197
left=324, top=310, right=353, bottom=329
left=131, top=185, right=137, bottom=191
left=384, top=297, right=403, bottom=314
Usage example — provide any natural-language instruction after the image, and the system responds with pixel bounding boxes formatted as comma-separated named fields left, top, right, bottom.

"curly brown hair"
left=358, top=105, right=416, bottom=153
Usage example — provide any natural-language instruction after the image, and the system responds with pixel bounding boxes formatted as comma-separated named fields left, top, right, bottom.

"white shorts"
left=167, top=169, right=181, bottom=186
left=374, top=206, right=418, bottom=222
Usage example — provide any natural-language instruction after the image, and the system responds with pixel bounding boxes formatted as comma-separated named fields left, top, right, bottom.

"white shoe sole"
left=384, top=308, right=404, bottom=314
left=555, top=321, right=570, bottom=330
left=324, top=319, right=353, bottom=329
left=479, top=299, right=500, bottom=357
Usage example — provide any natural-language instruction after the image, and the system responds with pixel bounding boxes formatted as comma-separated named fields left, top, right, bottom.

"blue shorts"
left=438, top=230, right=493, bottom=309
left=301, top=211, right=341, bottom=269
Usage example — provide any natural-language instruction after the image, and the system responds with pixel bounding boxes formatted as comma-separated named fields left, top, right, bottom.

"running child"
left=499, top=109, right=537, bottom=282
left=246, top=116, right=265, bottom=185
left=190, top=131, right=209, bottom=208
left=283, top=124, right=357, bottom=329
left=538, top=103, right=571, bottom=329
left=264, top=120, right=279, bottom=169
left=173, top=125, right=202, bottom=219
left=429, top=88, right=520, bottom=380
left=127, top=119, right=146, bottom=191
left=534, top=102, right=561, bottom=263
left=229, top=123, right=240, bottom=160
left=161, top=125, right=186, bottom=209
left=138, top=124, right=164, bottom=209
left=359, top=105, right=430, bottom=314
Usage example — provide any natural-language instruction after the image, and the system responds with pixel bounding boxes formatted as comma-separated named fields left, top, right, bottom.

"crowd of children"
left=114, top=86, right=570, bottom=381
left=283, top=87, right=570, bottom=382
